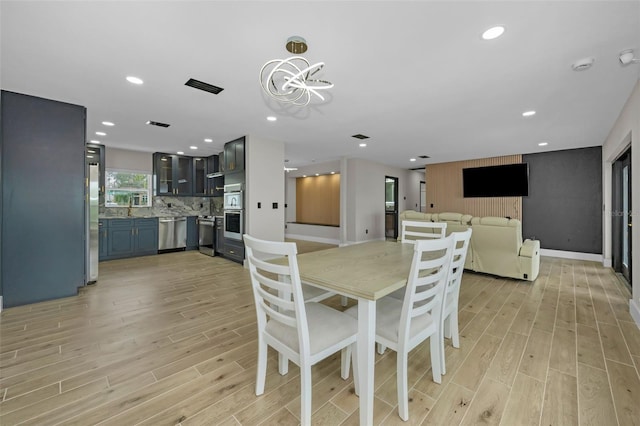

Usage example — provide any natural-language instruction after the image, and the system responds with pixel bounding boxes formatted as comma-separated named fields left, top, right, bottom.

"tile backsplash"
left=101, top=196, right=223, bottom=217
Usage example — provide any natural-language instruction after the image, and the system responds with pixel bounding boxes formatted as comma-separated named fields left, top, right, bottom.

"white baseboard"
left=603, top=257, right=612, bottom=268
left=630, top=299, right=640, bottom=328
left=285, top=233, right=340, bottom=245
left=540, top=248, right=603, bottom=263
left=339, top=237, right=386, bottom=247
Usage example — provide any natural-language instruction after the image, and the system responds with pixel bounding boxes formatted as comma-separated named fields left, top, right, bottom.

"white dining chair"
left=400, top=220, right=447, bottom=243
left=440, top=228, right=472, bottom=374
left=345, top=235, right=454, bottom=421
left=243, top=234, right=358, bottom=426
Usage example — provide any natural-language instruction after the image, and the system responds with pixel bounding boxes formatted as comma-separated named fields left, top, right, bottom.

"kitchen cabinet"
left=224, top=137, right=245, bottom=173
left=223, top=237, right=245, bottom=263
left=99, top=219, right=108, bottom=260
left=215, top=217, right=224, bottom=255
left=154, top=153, right=193, bottom=196
left=135, top=218, right=159, bottom=255
left=206, top=155, right=224, bottom=197
left=186, top=216, right=198, bottom=250
left=102, top=218, right=158, bottom=260
left=1, top=91, right=86, bottom=307
left=193, top=157, right=207, bottom=196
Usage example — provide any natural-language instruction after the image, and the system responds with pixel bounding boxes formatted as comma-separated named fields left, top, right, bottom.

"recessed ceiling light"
left=126, top=76, right=143, bottom=85
left=331, top=171, right=335, bottom=175
left=267, top=116, right=277, bottom=122
left=95, top=131, right=106, bottom=136
left=90, top=140, right=100, bottom=143
left=538, top=142, right=549, bottom=146
left=303, top=175, right=307, bottom=177
left=102, top=121, right=114, bottom=126
left=189, top=146, right=198, bottom=150
left=359, top=143, right=367, bottom=147
left=409, top=158, right=416, bottom=162
left=522, top=110, right=536, bottom=117
left=482, top=26, right=505, bottom=40
left=204, top=138, right=213, bottom=142
left=315, top=173, right=320, bottom=176
left=177, top=151, right=184, bottom=155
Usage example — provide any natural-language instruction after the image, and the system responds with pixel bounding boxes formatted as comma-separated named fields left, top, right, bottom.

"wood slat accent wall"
left=296, top=174, right=340, bottom=226
left=425, top=155, right=523, bottom=220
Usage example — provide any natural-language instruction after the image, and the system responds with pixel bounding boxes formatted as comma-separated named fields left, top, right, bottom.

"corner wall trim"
left=540, top=248, right=603, bottom=263
left=631, top=299, right=640, bottom=328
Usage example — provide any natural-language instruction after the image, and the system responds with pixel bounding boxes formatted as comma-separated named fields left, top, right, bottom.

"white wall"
left=405, top=170, right=424, bottom=212
left=345, top=158, right=413, bottom=243
left=602, top=79, right=639, bottom=326
left=105, top=147, right=152, bottom=173
left=245, top=135, right=285, bottom=242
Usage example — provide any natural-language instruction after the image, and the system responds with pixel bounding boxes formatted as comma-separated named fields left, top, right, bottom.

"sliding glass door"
left=612, top=148, right=632, bottom=287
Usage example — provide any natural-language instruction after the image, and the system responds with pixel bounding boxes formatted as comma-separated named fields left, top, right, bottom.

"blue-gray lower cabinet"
left=135, top=218, right=159, bottom=255
left=187, top=216, right=198, bottom=250
left=107, top=219, right=135, bottom=259
left=102, top=218, right=158, bottom=260
left=99, top=220, right=109, bottom=261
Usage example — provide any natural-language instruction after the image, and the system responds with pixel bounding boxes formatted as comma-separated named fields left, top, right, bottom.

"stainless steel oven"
left=223, top=209, right=244, bottom=240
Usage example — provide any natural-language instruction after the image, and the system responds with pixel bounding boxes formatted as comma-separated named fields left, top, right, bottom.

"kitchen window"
left=105, top=170, right=152, bottom=207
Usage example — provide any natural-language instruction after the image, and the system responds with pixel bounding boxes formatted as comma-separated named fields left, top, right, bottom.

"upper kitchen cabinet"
left=206, top=154, right=224, bottom=197
left=154, top=153, right=193, bottom=196
left=224, top=137, right=245, bottom=173
left=193, top=157, right=207, bottom=196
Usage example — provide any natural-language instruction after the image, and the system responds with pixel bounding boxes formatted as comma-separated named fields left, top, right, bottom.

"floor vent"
left=185, top=78, right=224, bottom=95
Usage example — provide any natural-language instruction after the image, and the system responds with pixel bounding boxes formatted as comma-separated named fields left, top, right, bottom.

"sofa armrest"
left=520, top=239, right=540, bottom=258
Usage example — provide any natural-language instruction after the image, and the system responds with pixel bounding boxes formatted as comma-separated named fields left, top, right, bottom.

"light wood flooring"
left=1, top=246, right=639, bottom=425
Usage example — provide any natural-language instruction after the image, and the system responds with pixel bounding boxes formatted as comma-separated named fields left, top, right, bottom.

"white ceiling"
left=2, top=1, right=639, bottom=171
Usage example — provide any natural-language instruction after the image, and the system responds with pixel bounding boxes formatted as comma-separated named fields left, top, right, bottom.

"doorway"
left=612, top=148, right=632, bottom=287
left=385, top=176, right=399, bottom=239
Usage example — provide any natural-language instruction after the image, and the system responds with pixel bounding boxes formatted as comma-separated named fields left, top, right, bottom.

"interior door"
left=385, top=176, right=399, bottom=239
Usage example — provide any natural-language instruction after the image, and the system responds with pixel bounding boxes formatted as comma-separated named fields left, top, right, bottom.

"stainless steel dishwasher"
left=158, top=217, right=187, bottom=251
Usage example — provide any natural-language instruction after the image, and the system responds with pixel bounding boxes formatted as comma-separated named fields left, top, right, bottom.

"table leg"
left=358, top=299, right=375, bottom=426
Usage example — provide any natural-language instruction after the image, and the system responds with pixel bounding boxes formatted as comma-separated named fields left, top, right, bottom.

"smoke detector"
left=572, top=57, right=594, bottom=71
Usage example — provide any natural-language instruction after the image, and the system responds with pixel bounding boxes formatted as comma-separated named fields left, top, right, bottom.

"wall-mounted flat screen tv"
left=463, top=163, right=529, bottom=197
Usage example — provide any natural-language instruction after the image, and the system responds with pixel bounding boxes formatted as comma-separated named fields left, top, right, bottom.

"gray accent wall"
left=522, top=147, right=602, bottom=254
left=1, top=91, right=86, bottom=307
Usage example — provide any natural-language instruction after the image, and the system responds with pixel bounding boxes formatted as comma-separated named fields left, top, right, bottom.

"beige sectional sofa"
left=398, top=210, right=540, bottom=281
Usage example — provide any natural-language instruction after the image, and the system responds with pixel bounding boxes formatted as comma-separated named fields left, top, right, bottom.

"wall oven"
left=223, top=209, right=244, bottom=240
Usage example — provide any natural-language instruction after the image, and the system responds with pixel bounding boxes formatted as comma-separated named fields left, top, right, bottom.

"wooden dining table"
left=294, top=240, right=416, bottom=425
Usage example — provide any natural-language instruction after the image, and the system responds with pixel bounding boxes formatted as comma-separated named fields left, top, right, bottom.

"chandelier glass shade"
left=259, top=56, right=334, bottom=106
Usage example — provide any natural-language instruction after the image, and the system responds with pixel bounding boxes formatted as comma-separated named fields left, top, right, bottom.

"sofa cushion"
left=438, top=212, right=463, bottom=222
left=461, top=214, right=473, bottom=225
left=471, top=216, right=519, bottom=227
left=404, top=211, right=432, bottom=221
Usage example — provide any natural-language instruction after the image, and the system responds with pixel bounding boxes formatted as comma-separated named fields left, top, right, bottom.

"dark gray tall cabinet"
left=1, top=91, right=86, bottom=307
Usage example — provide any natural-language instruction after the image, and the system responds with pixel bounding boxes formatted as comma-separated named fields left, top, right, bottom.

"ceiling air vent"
left=146, top=120, right=170, bottom=128
left=352, top=134, right=369, bottom=140
left=185, top=78, right=224, bottom=95
left=418, top=155, right=430, bottom=159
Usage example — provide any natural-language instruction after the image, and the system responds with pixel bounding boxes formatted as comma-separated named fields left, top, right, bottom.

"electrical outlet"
left=167, top=203, right=172, bottom=208
left=365, top=229, right=368, bottom=234
left=258, top=202, right=261, bottom=208
left=272, top=202, right=278, bottom=209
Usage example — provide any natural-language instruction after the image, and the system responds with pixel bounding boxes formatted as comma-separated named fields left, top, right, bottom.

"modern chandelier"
left=259, top=36, right=334, bottom=106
